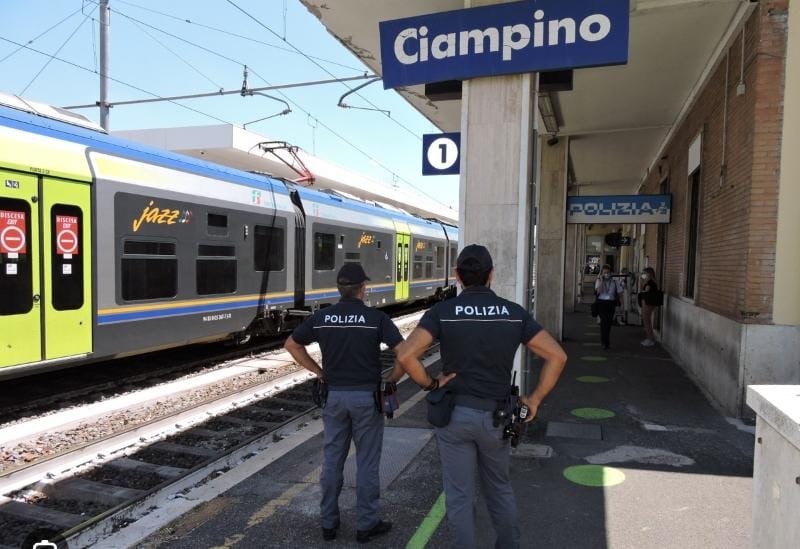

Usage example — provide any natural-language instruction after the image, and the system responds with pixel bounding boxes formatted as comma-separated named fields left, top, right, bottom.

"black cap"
left=456, top=244, right=493, bottom=273
left=337, top=262, right=370, bottom=285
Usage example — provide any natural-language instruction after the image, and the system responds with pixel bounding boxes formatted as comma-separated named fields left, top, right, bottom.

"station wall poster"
left=567, top=195, right=672, bottom=224
left=379, top=0, right=630, bottom=89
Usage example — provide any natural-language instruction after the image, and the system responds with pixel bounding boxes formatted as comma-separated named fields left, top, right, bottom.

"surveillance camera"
left=547, top=136, right=559, bottom=146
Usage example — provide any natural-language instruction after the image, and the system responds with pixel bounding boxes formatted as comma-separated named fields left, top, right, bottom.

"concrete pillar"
left=773, top=0, right=800, bottom=326
left=563, top=223, right=578, bottom=313
left=458, top=72, right=534, bottom=304
left=533, top=137, right=568, bottom=339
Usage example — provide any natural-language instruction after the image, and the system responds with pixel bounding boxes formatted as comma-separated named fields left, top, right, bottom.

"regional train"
left=0, top=95, right=459, bottom=378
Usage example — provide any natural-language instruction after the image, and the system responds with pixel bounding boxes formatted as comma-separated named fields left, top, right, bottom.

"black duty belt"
left=454, top=394, right=502, bottom=412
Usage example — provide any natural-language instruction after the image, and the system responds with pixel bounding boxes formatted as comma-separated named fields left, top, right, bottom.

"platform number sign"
left=55, top=215, right=79, bottom=257
left=0, top=209, right=26, bottom=254
left=422, top=132, right=460, bottom=175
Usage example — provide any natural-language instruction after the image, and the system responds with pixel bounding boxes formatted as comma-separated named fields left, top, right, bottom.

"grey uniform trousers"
left=321, top=390, right=384, bottom=531
left=435, top=405, right=520, bottom=549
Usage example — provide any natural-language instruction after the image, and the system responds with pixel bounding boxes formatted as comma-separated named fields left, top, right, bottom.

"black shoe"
left=356, top=520, right=392, bottom=543
left=322, top=520, right=340, bottom=541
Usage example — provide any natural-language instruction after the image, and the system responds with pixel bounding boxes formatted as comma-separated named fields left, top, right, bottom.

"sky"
left=0, top=0, right=460, bottom=211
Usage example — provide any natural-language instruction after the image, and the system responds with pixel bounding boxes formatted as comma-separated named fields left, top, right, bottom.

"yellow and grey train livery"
left=0, top=96, right=458, bottom=378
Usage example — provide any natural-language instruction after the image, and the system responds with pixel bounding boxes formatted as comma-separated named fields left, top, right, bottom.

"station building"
left=293, top=0, right=799, bottom=417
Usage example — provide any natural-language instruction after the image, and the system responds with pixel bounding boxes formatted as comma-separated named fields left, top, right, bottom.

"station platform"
left=135, top=310, right=755, bottom=549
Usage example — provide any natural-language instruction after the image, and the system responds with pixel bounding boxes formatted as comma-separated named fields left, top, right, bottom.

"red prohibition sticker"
left=55, top=215, right=79, bottom=255
left=0, top=209, right=27, bottom=254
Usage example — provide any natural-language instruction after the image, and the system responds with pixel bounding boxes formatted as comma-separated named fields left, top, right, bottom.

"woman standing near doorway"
left=638, top=267, right=660, bottom=347
left=595, top=264, right=620, bottom=350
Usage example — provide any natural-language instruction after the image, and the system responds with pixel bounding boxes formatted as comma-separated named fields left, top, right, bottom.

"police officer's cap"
left=337, top=262, right=371, bottom=285
left=457, top=244, right=493, bottom=273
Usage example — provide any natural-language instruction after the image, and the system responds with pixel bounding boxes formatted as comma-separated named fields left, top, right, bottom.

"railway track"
left=0, top=346, right=440, bottom=549
left=0, top=303, right=428, bottom=427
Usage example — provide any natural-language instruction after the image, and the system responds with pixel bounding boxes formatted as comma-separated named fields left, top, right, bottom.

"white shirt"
left=595, top=277, right=620, bottom=300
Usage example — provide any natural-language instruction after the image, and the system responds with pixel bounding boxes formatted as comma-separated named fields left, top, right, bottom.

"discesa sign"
left=379, top=0, right=630, bottom=89
left=567, top=195, right=672, bottom=224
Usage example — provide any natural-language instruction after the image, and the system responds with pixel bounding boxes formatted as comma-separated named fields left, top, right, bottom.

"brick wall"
left=641, top=3, right=787, bottom=324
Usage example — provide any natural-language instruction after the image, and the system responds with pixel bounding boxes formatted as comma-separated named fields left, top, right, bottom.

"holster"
left=311, top=379, right=328, bottom=408
left=426, top=388, right=455, bottom=427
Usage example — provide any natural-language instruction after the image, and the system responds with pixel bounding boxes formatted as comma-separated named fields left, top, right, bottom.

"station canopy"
left=301, top=0, right=748, bottom=195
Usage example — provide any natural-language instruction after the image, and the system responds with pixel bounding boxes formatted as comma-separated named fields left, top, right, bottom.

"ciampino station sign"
left=379, top=0, right=630, bottom=89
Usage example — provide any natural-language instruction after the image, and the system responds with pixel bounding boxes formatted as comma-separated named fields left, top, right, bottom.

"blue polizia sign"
left=567, top=195, right=672, bottom=224
left=379, top=0, right=630, bottom=89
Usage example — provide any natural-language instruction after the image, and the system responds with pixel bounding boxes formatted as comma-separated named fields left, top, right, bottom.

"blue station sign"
left=379, top=0, right=630, bottom=89
left=567, top=195, right=672, bottom=224
left=422, top=132, right=461, bottom=175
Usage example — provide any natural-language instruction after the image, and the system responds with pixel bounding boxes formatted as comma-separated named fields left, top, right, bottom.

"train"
left=0, top=95, right=459, bottom=378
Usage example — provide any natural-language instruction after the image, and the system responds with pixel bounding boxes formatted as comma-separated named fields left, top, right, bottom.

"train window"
left=435, top=246, right=445, bottom=269
left=425, top=263, right=433, bottom=279
left=121, top=239, right=178, bottom=301
left=197, top=244, right=236, bottom=295
left=345, top=252, right=360, bottom=261
left=207, top=213, right=228, bottom=236
left=314, top=232, right=335, bottom=271
left=413, top=261, right=423, bottom=279
left=254, top=225, right=285, bottom=272
left=0, top=198, right=33, bottom=316
left=51, top=205, right=83, bottom=311
left=377, top=240, right=381, bottom=249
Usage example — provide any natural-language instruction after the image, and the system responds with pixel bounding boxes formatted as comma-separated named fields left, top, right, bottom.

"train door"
left=0, top=172, right=92, bottom=369
left=41, top=177, right=92, bottom=360
left=395, top=233, right=410, bottom=301
left=0, top=171, right=41, bottom=368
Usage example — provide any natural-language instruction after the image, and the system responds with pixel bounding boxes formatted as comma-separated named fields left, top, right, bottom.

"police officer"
left=285, top=262, right=404, bottom=543
left=396, top=245, right=568, bottom=549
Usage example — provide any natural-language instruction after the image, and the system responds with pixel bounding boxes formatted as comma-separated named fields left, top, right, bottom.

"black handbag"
left=590, top=301, right=599, bottom=317
left=426, top=388, right=455, bottom=427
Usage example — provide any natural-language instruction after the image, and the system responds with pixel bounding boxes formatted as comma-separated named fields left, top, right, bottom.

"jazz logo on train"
left=132, top=200, right=193, bottom=232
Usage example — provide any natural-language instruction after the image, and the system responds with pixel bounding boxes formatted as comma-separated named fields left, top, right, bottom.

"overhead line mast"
left=99, top=0, right=110, bottom=129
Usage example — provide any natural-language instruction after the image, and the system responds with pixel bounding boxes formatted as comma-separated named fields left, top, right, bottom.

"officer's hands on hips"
left=436, top=372, right=456, bottom=388
left=519, top=395, right=539, bottom=423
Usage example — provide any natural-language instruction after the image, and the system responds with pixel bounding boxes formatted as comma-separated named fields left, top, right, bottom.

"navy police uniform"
left=290, top=263, right=403, bottom=534
left=418, top=246, right=542, bottom=549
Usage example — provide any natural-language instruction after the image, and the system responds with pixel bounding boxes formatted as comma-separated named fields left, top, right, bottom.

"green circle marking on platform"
left=571, top=407, right=616, bottom=420
left=577, top=376, right=610, bottom=383
left=581, top=356, right=608, bottom=362
left=563, top=465, right=626, bottom=487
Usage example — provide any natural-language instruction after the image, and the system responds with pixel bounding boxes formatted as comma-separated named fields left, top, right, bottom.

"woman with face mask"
left=594, top=264, right=619, bottom=350
left=637, top=267, right=660, bottom=347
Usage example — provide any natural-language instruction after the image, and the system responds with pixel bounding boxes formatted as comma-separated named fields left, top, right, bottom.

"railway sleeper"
left=106, top=457, right=187, bottom=479
left=0, top=498, right=87, bottom=529
left=39, top=477, right=145, bottom=507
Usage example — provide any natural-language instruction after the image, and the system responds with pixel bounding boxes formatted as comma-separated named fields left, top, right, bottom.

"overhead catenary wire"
left=19, top=6, right=96, bottom=96
left=224, top=0, right=423, bottom=141
left=73, top=6, right=447, bottom=207
left=0, top=6, right=84, bottom=64
left=124, top=15, right=224, bottom=90
left=0, top=35, right=234, bottom=126
left=244, top=65, right=450, bottom=208
left=111, top=0, right=365, bottom=73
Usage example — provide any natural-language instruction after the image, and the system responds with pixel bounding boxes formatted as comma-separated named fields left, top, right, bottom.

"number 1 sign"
left=422, top=132, right=460, bottom=175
